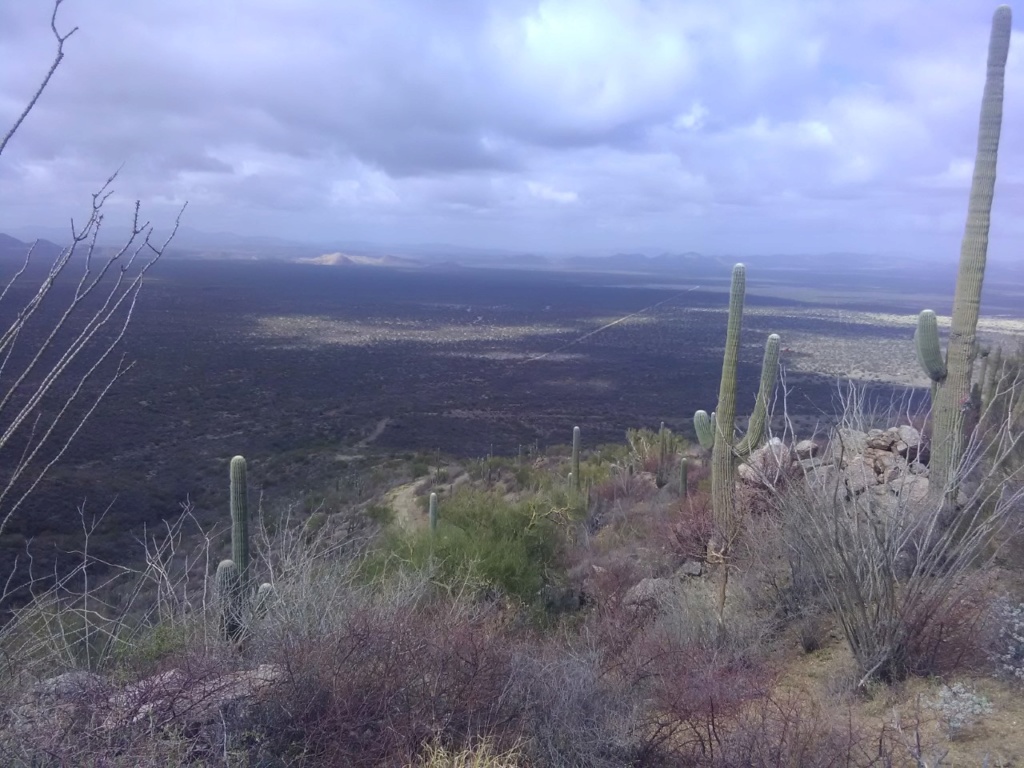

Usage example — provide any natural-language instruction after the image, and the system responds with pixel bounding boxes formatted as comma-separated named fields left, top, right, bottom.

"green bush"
left=368, top=490, right=563, bottom=603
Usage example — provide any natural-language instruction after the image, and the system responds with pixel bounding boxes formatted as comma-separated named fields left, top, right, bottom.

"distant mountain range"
left=5, top=229, right=1020, bottom=288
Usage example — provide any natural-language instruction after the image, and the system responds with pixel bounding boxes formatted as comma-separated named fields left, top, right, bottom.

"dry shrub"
left=506, top=646, right=648, bottom=768
left=410, top=738, right=525, bottom=767
left=256, top=598, right=521, bottom=767
left=668, top=489, right=714, bottom=562
left=714, top=689, right=899, bottom=767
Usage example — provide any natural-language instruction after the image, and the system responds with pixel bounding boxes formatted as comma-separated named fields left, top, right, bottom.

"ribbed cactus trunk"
left=216, top=559, right=243, bottom=643
left=924, top=7, right=1011, bottom=508
left=571, top=426, right=581, bottom=490
left=679, top=457, right=688, bottom=498
left=428, top=492, right=438, bottom=533
left=711, top=264, right=745, bottom=545
left=230, top=455, right=250, bottom=591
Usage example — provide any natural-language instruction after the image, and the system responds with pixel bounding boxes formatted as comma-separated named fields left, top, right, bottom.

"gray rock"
left=872, top=452, right=907, bottom=483
left=739, top=438, right=792, bottom=488
left=678, top=559, right=703, bottom=577
left=866, top=428, right=896, bottom=451
left=842, top=456, right=877, bottom=495
left=794, top=439, right=819, bottom=460
left=623, top=577, right=676, bottom=611
left=889, top=475, right=930, bottom=507
left=829, top=428, right=867, bottom=467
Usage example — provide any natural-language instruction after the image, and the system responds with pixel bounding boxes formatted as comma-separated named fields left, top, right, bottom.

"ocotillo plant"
left=571, top=425, right=581, bottom=491
left=915, top=6, right=1011, bottom=508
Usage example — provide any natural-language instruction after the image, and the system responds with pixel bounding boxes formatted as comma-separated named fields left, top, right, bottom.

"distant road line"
left=520, top=284, right=702, bottom=364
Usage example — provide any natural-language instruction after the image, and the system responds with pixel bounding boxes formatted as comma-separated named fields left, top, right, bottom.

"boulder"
left=842, top=455, right=877, bottom=495
left=866, top=428, right=896, bottom=451
left=678, top=559, right=703, bottom=577
left=11, top=671, right=110, bottom=741
left=889, top=475, right=930, bottom=508
left=872, top=452, right=907, bottom=484
left=623, top=577, right=677, bottom=612
left=101, top=664, right=284, bottom=732
left=738, top=438, right=793, bottom=488
left=794, top=439, right=819, bottom=460
left=830, top=428, right=867, bottom=467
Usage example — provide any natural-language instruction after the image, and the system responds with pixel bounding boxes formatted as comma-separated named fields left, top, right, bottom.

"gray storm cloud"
left=0, top=0, right=1020, bottom=257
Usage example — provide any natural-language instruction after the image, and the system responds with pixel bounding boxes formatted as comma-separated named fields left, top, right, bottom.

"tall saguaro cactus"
left=694, top=264, right=781, bottom=630
left=700, top=264, right=781, bottom=544
left=571, top=425, right=581, bottom=490
left=915, top=6, right=1011, bottom=507
left=230, top=455, right=250, bottom=590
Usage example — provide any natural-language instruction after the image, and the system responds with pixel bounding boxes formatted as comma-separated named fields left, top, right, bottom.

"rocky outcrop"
left=7, top=663, right=285, bottom=756
left=736, top=425, right=929, bottom=515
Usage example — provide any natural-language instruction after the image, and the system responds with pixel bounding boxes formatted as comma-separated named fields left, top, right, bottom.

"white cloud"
left=526, top=181, right=578, bottom=204
left=0, top=0, right=1019, bottom=258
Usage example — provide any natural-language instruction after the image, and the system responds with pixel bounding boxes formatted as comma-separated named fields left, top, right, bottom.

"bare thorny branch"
left=0, top=1, right=186, bottom=543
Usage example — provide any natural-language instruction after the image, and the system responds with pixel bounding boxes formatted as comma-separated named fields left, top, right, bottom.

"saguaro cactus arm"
left=694, top=410, right=716, bottom=450
left=734, top=333, right=781, bottom=457
left=915, top=309, right=946, bottom=383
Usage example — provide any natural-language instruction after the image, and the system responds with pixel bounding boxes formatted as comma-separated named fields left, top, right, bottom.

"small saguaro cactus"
left=571, top=425, right=581, bottom=491
left=679, top=457, right=688, bottom=498
left=428, top=492, right=438, bottom=533
left=215, top=454, right=272, bottom=645
left=914, top=5, right=1011, bottom=509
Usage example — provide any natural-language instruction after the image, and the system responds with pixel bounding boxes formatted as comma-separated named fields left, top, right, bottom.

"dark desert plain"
left=1, top=241, right=1023, bottom=591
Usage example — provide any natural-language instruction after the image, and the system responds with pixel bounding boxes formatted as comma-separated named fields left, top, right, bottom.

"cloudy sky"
left=0, top=0, right=1020, bottom=258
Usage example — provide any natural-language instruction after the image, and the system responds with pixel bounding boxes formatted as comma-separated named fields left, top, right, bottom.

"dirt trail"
left=335, top=417, right=391, bottom=461
left=386, top=480, right=425, bottom=532
left=355, top=417, right=390, bottom=449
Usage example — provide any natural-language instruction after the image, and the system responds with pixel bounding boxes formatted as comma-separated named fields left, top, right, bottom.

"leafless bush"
left=776, top=379, right=1024, bottom=686
left=0, top=0, right=184, bottom=545
left=506, top=646, right=647, bottom=768
left=255, top=596, right=521, bottom=767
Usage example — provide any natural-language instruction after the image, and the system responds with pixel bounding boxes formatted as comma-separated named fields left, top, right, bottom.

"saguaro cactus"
left=915, top=6, right=1011, bottom=507
left=679, top=457, right=688, bottom=498
left=428, top=492, right=438, bottom=533
left=216, top=454, right=272, bottom=645
left=571, top=425, right=581, bottom=490
left=230, top=455, right=250, bottom=590
left=216, top=559, right=243, bottom=643
left=697, top=264, right=781, bottom=544
left=693, top=264, right=781, bottom=631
